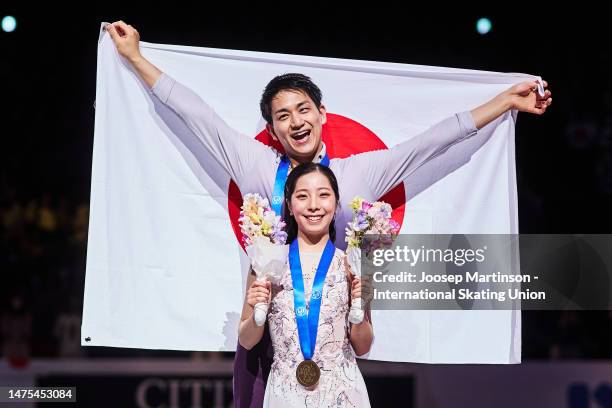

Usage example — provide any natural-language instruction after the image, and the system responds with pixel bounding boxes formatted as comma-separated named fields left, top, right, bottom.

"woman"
left=239, top=163, right=372, bottom=407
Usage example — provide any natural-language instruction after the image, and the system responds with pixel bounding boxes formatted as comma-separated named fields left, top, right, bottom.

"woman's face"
left=288, top=171, right=337, bottom=241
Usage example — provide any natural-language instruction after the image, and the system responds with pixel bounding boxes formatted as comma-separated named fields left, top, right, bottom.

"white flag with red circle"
left=82, top=24, right=539, bottom=363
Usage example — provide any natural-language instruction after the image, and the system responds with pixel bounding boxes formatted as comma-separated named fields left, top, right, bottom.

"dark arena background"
left=1, top=5, right=610, bottom=408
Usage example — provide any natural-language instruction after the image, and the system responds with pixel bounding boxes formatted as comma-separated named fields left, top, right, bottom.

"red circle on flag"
left=228, top=113, right=406, bottom=250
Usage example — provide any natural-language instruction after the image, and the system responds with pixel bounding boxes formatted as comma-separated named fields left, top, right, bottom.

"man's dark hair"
left=260, top=73, right=323, bottom=124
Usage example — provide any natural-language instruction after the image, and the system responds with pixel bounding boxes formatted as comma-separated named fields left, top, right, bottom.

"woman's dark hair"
left=283, top=162, right=339, bottom=244
left=260, top=73, right=323, bottom=125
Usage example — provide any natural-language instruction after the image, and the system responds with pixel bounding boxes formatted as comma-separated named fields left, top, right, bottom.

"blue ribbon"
left=320, top=153, right=330, bottom=167
left=289, top=239, right=335, bottom=360
left=271, top=156, right=291, bottom=216
left=270, top=152, right=330, bottom=216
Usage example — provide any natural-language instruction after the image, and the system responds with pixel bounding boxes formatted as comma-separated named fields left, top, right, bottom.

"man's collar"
left=287, top=142, right=327, bottom=171
left=312, top=142, right=327, bottom=164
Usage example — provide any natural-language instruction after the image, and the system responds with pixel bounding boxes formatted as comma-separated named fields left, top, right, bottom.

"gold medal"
left=296, top=360, right=320, bottom=388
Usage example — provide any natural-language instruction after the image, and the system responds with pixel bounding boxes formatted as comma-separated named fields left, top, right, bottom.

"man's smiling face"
left=266, top=89, right=327, bottom=164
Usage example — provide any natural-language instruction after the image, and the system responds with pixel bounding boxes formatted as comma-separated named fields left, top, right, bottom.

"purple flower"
left=389, top=219, right=400, bottom=234
left=273, top=231, right=288, bottom=245
left=354, top=213, right=369, bottom=231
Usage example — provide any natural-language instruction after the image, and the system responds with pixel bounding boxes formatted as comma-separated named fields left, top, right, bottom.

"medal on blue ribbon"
left=289, top=238, right=335, bottom=387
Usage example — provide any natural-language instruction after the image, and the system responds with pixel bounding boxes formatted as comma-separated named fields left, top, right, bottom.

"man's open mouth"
left=291, top=130, right=311, bottom=142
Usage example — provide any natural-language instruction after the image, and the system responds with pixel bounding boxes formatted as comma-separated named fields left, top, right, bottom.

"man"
left=107, top=20, right=551, bottom=407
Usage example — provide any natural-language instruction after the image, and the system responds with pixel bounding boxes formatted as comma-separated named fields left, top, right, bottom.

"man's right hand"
left=106, top=21, right=141, bottom=63
left=105, top=21, right=162, bottom=88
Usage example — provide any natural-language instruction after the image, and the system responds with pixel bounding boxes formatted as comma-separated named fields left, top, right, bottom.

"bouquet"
left=345, top=197, right=400, bottom=323
left=239, top=193, right=288, bottom=326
